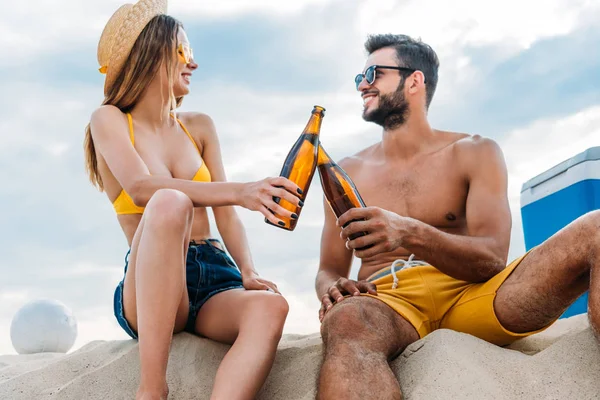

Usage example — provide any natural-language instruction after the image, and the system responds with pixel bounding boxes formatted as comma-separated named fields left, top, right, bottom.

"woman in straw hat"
left=84, top=1, right=302, bottom=399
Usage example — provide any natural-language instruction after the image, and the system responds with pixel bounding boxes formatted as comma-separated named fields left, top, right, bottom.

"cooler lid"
left=520, top=146, right=600, bottom=193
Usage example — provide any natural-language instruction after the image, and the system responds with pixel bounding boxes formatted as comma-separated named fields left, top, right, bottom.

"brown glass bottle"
left=317, top=144, right=368, bottom=240
left=266, top=105, right=325, bottom=231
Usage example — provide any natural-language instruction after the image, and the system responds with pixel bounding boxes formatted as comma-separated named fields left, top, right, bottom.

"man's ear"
left=408, top=70, right=426, bottom=93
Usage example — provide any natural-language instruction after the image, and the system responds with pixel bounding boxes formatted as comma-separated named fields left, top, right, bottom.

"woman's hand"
left=238, top=177, right=303, bottom=225
left=242, top=271, right=281, bottom=294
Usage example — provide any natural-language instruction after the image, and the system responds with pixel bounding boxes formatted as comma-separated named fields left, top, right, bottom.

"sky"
left=1, top=0, right=599, bottom=355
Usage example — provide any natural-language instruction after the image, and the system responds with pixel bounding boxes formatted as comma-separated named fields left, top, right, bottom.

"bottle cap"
left=313, top=105, right=326, bottom=115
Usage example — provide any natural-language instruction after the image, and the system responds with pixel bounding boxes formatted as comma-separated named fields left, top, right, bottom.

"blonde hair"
left=84, top=14, right=184, bottom=191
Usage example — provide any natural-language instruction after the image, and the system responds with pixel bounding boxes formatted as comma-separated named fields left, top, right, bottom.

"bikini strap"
left=126, top=113, right=135, bottom=145
left=126, top=113, right=197, bottom=153
left=175, top=117, right=200, bottom=153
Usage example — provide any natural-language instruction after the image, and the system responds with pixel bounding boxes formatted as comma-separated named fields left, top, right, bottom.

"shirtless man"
left=315, top=34, right=599, bottom=400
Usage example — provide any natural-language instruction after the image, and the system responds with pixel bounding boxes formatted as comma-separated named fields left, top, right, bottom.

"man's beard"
left=362, top=84, right=409, bottom=130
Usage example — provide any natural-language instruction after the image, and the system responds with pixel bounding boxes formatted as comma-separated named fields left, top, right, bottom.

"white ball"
left=10, top=299, right=78, bottom=354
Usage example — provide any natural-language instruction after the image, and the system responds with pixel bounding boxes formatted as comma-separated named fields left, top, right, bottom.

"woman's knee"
left=144, top=189, right=194, bottom=230
left=269, top=294, right=290, bottom=322
left=242, top=293, right=289, bottom=336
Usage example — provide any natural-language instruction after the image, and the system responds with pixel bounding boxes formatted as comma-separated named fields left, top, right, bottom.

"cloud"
left=1, top=1, right=364, bottom=98
left=357, top=0, right=597, bottom=51
left=179, top=2, right=362, bottom=93
left=0, top=0, right=341, bottom=68
left=0, top=1, right=123, bottom=67
left=172, top=0, right=335, bottom=17
left=457, top=25, right=600, bottom=136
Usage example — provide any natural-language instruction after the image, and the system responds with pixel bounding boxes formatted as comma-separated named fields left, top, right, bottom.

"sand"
left=1, top=314, right=598, bottom=399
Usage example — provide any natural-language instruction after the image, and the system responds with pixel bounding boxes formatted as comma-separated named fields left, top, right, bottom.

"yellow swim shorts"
left=362, top=253, right=552, bottom=346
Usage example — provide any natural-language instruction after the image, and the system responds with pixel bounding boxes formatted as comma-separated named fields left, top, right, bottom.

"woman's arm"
left=192, top=112, right=282, bottom=292
left=90, top=106, right=301, bottom=225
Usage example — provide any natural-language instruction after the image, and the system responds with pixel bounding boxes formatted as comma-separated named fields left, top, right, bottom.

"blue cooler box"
left=520, top=146, right=600, bottom=318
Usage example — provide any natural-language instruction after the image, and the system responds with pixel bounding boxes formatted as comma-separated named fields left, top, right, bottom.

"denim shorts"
left=113, top=239, right=245, bottom=339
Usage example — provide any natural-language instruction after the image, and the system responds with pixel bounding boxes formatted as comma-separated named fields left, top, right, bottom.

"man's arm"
left=399, top=136, right=511, bottom=281
left=339, top=137, right=511, bottom=283
left=317, top=194, right=376, bottom=321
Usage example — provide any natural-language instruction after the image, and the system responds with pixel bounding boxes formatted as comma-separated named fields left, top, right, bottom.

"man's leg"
left=318, top=296, right=420, bottom=400
left=495, top=210, right=600, bottom=338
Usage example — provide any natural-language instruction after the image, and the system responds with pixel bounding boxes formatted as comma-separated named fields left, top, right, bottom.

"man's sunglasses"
left=177, top=43, right=194, bottom=64
left=354, top=65, right=423, bottom=90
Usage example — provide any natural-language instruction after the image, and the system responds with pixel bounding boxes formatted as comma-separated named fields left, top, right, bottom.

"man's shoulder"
left=446, top=132, right=507, bottom=176
left=445, top=131, right=504, bottom=160
left=337, top=143, right=380, bottom=172
left=455, top=133, right=500, bottom=150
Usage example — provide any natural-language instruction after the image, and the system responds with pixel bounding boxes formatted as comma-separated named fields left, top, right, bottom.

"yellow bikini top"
left=113, top=113, right=212, bottom=215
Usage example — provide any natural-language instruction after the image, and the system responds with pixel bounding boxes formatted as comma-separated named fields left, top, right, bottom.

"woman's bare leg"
left=195, top=289, right=289, bottom=400
left=121, top=189, right=194, bottom=400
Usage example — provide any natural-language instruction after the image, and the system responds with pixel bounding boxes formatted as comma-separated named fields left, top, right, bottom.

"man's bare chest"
left=351, top=161, right=468, bottom=229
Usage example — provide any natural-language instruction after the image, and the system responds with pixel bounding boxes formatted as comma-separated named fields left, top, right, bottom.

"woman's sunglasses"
left=177, top=43, right=194, bottom=64
left=354, top=65, right=422, bottom=90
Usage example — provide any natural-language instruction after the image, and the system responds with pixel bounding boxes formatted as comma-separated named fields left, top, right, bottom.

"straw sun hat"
left=97, top=0, right=168, bottom=95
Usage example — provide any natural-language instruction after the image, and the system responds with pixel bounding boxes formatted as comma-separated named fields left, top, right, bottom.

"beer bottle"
left=317, top=144, right=368, bottom=240
left=266, top=105, right=325, bottom=231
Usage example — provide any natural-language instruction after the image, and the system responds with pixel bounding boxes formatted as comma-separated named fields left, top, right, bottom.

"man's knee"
left=572, top=210, right=600, bottom=238
left=568, top=210, right=600, bottom=254
left=583, top=210, right=600, bottom=237
left=320, top=297, right=417, bottom=355
left=545, top=210, right=600, bottom=257
left=321, top=297, right=372, bottom=343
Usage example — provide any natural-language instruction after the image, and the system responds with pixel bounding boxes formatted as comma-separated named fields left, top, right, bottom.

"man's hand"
left=319, top=277, right=377, bottom=322
left=337, top=207, right=418, bottom=259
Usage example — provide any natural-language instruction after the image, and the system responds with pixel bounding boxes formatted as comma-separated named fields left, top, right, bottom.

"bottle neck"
left=303, top=111, right=324, bottom=135
left=317, top=145, right=332, bottom=166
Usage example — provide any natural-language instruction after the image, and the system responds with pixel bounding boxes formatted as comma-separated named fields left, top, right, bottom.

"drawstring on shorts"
left=390, top=254, right=421, bottom=289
